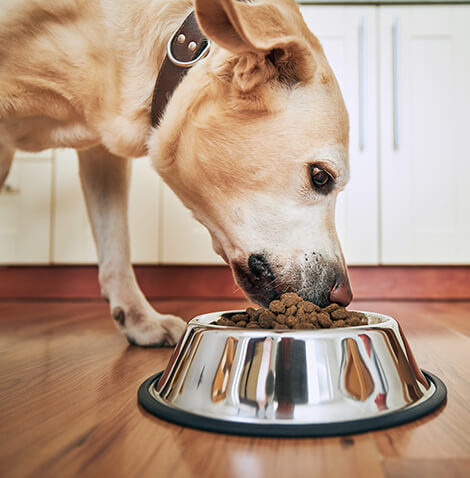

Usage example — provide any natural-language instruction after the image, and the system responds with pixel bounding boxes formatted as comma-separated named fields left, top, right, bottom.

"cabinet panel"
left=53, top=149, right=160, bottom=264
left=53, top=149, right=95, bottom=263
left=379, top=6, right=470, bottom=264
left=128, top=158, right=160, bottom=263
left=159, top=184, right=224, bottom=264
left=300, top=6, right=379, bottom=265
left=0, top=154, right=52, bottom=264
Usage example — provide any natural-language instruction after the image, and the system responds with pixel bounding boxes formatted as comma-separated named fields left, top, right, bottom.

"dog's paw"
left=112, top=306, right=186, bottom=347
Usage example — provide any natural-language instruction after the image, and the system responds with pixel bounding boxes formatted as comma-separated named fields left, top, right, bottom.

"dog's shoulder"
left=0, top=0, right=117, bottom=152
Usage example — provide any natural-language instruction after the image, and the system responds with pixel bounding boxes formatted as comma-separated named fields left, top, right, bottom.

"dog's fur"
left=0, top=0, right=352, bottom=346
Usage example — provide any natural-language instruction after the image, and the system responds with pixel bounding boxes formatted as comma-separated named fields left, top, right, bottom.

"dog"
left=0, top=0, right=352, bottom=346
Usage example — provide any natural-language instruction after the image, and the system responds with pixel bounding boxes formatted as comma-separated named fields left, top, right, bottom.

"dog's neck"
left=97, top=0, right=194, bottom=158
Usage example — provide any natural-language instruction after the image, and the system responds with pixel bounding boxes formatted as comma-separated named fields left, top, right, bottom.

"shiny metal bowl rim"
left=189, top=309, right=393, bottom=336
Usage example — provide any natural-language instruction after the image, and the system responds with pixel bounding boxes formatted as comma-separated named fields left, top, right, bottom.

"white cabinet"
left=300, top=6, right=379, bottom=265
left=379, top=6, right=470, bottom=264
left=129, top=157, right=160, bottom=263
left=302, top=4, right=470, bottom=265
left=159, top=184, right=224, bottom=264
left=53, top=149, right=160, bottom=264
left=0, top=152, right=52, bottom=264
left=53, top=149, right=95, bottom=263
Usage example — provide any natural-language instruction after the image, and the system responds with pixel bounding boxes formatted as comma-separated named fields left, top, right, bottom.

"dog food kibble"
left=269, top=300, right=286, bottom=314
left=259, top=310, right=275, bottom=328
left=281, top=292, right=303, bottom=307
left=317, top=312, right=333, bottom=328
left=285, top=305, right=297, bottom=316
left=331, top=308, right=348, bottom=320
left=215, top=292, right=368, bottom=330
left=322, top=303, right=340, bottom=313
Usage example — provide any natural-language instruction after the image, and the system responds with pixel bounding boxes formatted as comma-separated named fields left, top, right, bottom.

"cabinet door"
left=159, top=184, right=224, bottom=264
left=379, top=6, right=470, bottom=264
left=300, top=6, right=379, bottom=264
left=0, top=153, right=52, bottom=264
left=53, top=149, right=160, bottom=264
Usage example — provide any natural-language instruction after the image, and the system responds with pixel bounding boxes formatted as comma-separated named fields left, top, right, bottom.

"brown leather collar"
left=150, top=11, right=210, bottom=128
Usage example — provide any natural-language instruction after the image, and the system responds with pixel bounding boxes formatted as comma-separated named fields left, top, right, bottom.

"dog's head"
left=150, top=0, right=351, bottom=307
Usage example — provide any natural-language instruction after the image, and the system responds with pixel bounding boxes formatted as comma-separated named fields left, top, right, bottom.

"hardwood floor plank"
left=134, top=432, right=385, bottom=478
left=383, top=459, right=470, bottom=478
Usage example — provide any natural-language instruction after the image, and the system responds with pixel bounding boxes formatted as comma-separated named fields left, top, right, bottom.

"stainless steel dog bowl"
left=138, top=311, right=446, bottom=437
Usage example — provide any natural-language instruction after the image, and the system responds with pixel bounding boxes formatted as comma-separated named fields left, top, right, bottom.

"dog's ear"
left=195, top=0, right=317, bottom=88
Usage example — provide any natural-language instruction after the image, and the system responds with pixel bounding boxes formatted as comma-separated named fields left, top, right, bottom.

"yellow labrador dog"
left=0, top=0, right=352, bottom=346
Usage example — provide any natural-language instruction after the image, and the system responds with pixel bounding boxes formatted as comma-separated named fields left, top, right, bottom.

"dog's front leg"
left=78, top=145, right=186, bottom=346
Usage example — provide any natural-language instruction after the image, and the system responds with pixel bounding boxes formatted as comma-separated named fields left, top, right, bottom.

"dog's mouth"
left=230, top=253, right=352, bottom=308
left=231, top=255, right=281, bottom=307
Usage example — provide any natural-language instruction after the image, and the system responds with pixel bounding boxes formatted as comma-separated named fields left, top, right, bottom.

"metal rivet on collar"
left=177, top=34, right=186, bottom=44
left=166, top=16, right=211, bottom=68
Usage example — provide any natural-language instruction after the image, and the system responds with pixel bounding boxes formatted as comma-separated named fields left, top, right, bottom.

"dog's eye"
left=309, top=165, right=334, bottom=192
left=312, top=169, right=330, bottom=186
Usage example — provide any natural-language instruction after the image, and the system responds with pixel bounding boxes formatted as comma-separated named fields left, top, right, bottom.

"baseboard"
left=0, top=265, right=469, bottom=300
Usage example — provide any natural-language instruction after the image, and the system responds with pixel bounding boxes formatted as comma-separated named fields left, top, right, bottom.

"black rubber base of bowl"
left=138, top=370, right=446, bottom=438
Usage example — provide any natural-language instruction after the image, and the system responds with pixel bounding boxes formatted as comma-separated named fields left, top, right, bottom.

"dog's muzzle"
left=232, top=253, right=352, bottom=308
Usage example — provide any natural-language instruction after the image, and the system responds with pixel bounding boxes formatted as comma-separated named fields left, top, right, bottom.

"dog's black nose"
left=248, top=254, right=274, bottom=281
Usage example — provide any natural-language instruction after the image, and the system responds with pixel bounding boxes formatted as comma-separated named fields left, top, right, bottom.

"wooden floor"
left=1, top=298, right=469, bottom=478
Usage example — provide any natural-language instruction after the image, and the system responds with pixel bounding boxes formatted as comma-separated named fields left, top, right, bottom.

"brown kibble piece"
left=237, top=321, right=247, bottom=328
left=276, top=314, right=287, bottom=325
left=301, top=301, right=318, bottom=313
left=331, top=319, right=346, bottom=328
left=297, top=309, right=309, bottom=321
left=323, top=303, right=341, bottom=313
left=317, top=312, right=332, bottom=328
left=231, top=313, right=248, bottom=322
left=217, top=318, right=236, bottom=326
left=286, top=316, right=296, bottom=328
left=331, top=309, right=348, bottom=320
left=246, top=322, right=259, bottom=328
left=259, top=310, right=275, bottom=328
left=309, top=314, right=319, bottom=326
left=346, top=317, right=361, bottom=326
left=280, top=292, right=303, bottom=307
left=269, top=300, right=286, bottom=314
left=246, top=307, right=257, bottom=318
left=285, top=305, right=297, bottom=316
left=260, top=310, right=275, bottom=320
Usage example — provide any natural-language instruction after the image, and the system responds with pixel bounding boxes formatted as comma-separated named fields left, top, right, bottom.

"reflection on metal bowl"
left=138, top=311, right=446, bottom=437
